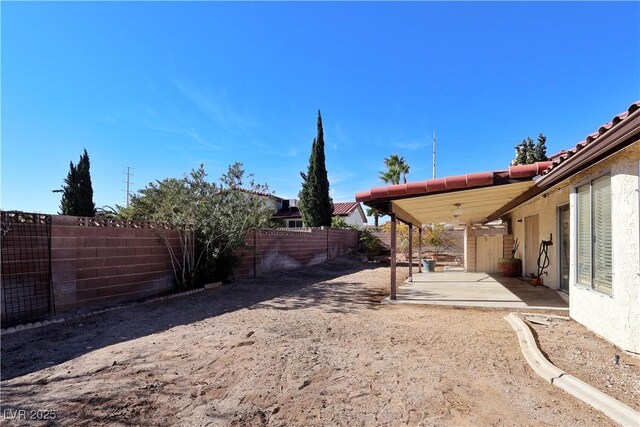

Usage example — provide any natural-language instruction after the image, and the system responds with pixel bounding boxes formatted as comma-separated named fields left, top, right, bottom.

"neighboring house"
left=238, top=189, right=285, bottom=212
left=240, top=190, right=367, bottom=228
left=273, top=200, right=367, bottom=228
left=356, top=101, right=640, bottom=354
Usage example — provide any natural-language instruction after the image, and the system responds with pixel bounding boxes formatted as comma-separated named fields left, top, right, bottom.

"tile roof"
left=238, top=188, right=283, bottom=200
left=355, top=162, right=552, bottom=204
left=273, top=202, right=360, bottom=218
left=332, top=202, right=360, bottom=216
left=539, top=100, right=640, bottom=179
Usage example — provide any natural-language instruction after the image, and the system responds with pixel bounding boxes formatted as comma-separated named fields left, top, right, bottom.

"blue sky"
left=2, top=1, right=639, bottom=217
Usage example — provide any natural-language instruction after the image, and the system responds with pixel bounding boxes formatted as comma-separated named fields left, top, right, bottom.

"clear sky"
left=2, top=1, right=639, bottom=218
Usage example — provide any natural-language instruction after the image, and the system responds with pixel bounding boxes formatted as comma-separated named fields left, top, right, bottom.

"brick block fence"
left=2, top=213, right=359, bottom=324
left=50, top=216, right=182, bottom=312
left=235, top=227, right=359, bottom=278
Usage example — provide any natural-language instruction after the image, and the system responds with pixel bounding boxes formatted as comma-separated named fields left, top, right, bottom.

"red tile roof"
left=332, top=202, right=360, bottom=216
left=355, top=162, right=552, bottom=204
left=238, top=188, right=283, bottom=200
left=538, top=100, right=640, bottom=182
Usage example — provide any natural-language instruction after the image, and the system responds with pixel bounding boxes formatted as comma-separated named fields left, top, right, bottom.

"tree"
left=366, top=207, right=384, bottom=228
left=299, top=110, right=333, bottom=227
left=59, top=161, right=79, bottom=215
left=381, top=222, right=453, bottom=257
left=119, top=163, right=274, bottom=287
left=512, top=134, right=548, bottom=165
left=77, top=149, right=96, bottom=216
left=524, top=137, right=536, bottom=164
left=379, top=154, right=410, bottom=185
left=360, top=229, right=383, bottom=260
left=533, top=133, right=548, bottom=162
left=513, top=140, right=528, bottom=166
left=58, top=149, right=96, bottom=217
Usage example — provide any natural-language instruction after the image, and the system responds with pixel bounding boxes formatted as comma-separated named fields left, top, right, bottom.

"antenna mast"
left=432, top=130, right=437, bottom=179
left=123, top=167, right=133, bottom=208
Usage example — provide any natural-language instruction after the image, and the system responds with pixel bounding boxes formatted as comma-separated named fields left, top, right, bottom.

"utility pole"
left=123, top=167, right=133, bottom=208
left=432, top=130, right=437, bottom=179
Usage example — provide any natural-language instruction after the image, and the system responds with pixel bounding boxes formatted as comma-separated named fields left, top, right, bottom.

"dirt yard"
left=529, top=316, right=640, bottom=411
left=1, top=255, right=618, bottom=426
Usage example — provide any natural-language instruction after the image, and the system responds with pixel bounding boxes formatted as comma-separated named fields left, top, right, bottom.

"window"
left=576, top=175, right=612, bottom=294
left=288, top=220, right=304, bottom=228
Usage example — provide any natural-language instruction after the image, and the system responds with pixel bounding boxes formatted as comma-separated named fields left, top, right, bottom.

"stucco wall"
left=569, top=142, right=639, bottom=354
left=509, top=141, right=639, bottom=353
left=345, top=209, right=367, bottom=227
left=510, top=183, right=571, bottom=289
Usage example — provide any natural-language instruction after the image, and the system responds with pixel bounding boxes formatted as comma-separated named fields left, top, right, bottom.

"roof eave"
left=536, top=108, right=640, bottom=188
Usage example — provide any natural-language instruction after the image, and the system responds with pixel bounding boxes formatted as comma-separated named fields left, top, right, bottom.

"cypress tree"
left=60, top=161, right=80, bottom=215
left=77, top=149, right=96, bottom=216
left=299, top=110, right=333, bottom=227
left=59, top=149, right=96, bottom=217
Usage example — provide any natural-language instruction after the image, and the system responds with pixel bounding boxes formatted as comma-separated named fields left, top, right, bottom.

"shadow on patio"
left=387, top=271, right=568, bottom=310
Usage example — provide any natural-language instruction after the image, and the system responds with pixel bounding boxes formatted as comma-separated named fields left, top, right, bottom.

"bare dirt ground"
left=1, top=255, right=616, bottom=426
left=528, top=317, right=640, bottom=411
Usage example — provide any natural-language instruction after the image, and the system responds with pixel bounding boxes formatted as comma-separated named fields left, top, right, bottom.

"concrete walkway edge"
left=504, top=312, right=640, bottom=427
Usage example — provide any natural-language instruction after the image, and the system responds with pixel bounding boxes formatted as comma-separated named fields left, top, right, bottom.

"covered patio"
left=356, top=162, right=558, bottom=302
left=387, top=270, right=568, bottom=310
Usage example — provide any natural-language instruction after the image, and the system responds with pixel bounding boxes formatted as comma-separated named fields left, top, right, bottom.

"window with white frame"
left=576, top=174, right=612, bottom=294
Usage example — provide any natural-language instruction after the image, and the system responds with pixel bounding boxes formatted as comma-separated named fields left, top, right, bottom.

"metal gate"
left=1, top=211, right=53, bottom=327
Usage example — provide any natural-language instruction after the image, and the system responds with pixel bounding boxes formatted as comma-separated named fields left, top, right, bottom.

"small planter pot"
left=497, top=258, right=522, bottom=277
left=530, top=277, right=544, bottom=287
left=421, top=258, right=436, bottom=272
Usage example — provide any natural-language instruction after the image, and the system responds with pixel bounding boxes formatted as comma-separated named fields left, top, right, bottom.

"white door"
left=476, top=235, right=504, bottom=274
left=525, top=214, right=540, bottom=278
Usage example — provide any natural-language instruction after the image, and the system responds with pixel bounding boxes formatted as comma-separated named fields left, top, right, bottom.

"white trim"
left=557, top=204, right=570, bottom=294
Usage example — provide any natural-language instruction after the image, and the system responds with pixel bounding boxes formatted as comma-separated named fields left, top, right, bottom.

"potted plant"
left=530, top=274, right=543, bottom=286
left=497, top=238, right=522, bottom=277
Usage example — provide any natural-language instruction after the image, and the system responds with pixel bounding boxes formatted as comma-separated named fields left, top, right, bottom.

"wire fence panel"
left=1, top=211, right=53, bottom=326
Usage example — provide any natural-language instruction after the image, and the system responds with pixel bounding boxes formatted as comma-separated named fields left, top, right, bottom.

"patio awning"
left=356, top=162, right=552, bottom=226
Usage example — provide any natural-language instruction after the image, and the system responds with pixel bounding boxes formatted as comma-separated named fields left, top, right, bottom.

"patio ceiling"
left=391, top=180, right=534, bottom=226
left=356, top=162, right=552, bottom=227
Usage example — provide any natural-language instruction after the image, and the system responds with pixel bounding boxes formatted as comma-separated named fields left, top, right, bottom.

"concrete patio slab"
left=385, top=271, right=568, bottom=310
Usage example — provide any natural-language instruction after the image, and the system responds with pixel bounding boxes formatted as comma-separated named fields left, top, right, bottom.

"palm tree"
left=379, top=154, right=410, bottom=185
left=366, top=207, right=383, bottom=228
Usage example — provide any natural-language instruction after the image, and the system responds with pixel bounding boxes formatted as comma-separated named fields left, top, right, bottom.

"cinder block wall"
left=236, top=228, right=359, bottom=278
left=464, top=227, right=476, bottom=272
left=51, top=216, right=181, bottom=312
left=4, top=216, right=358, bottom=318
